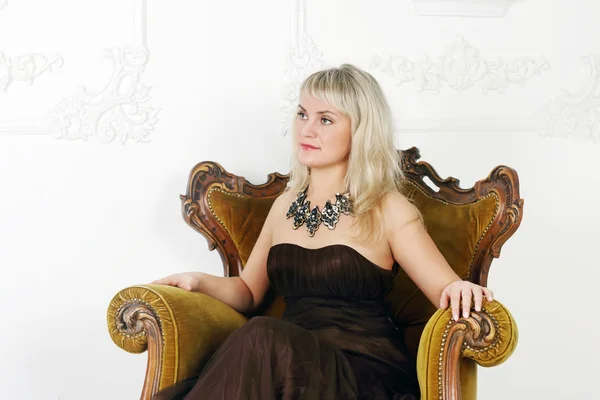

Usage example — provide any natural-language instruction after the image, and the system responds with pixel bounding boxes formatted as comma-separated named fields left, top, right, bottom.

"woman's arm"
left=382, top=192, right=493, bottom=320
left=153, top=195, right=285, bottom=314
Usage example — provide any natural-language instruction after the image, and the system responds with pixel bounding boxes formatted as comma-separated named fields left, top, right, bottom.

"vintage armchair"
left=107, top=147, right=523, bottom=400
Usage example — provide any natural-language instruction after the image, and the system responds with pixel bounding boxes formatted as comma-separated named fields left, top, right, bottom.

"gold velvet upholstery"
left=107, top=148, right=522, bottom=400
left=107, top=285, right=247, bottom=391
left=208, top=188, right=274, bottom=266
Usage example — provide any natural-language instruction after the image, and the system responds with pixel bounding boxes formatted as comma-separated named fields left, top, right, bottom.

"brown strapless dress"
left=154, top=243, right=419, bottom=400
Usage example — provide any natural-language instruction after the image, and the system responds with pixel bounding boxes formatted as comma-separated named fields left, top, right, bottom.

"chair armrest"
left=107, top=284, right=247, bottom=399
left=416, top=299, right=518, bottom=400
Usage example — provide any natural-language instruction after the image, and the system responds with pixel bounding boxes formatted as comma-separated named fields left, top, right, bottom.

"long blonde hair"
left=287, top=64, right=409, bottom=243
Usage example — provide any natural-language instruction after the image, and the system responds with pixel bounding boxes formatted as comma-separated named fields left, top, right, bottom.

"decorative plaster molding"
left=412, top=0, right=516, bottom=18
left=281, top=0, right=327, bottom=135
left=371, top=37, right=549, bottom=93
left=47, top=0, right=157, bottom=143
left=0, top=51, right=63, bottom=92
left=1, top=0, right=159, bottom=144
left=536, top=55, right=600, bottom=142
left=283, top=1, right=593, bottom=142
left=48, top=46, right=158, bottom=143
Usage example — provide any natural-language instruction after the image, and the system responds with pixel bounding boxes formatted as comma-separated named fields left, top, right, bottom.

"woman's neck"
left=305, top=164, right=348, bottom=204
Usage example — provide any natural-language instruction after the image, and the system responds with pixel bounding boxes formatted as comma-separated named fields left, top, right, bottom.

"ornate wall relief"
left=371, top=37, right=549, bottom=94
left=536, top=55, right=600, bottom=142
left=0, top=52, right=63, bottom=92
left=0, top=0, right=159, bottom=144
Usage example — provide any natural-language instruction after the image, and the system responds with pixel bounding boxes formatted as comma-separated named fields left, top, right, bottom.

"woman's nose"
left=300, top=120, right=318, bottom=138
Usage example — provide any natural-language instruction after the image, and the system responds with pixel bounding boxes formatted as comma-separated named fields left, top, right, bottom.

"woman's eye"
left=297, top=112, right=307, bottom=119
left=321, top=118, right=332, bottom=125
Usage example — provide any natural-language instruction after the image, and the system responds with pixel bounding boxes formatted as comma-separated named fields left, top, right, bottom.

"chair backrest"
left=180, top=147, right=523, bottom=359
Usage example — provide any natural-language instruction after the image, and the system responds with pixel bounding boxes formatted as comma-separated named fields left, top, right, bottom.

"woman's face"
left=295, top=93, right=352, bottom=169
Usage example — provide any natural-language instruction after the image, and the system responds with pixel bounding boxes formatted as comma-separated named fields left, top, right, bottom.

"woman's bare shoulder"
left=267, top=189, right=294, bottom=220
left=380, top=191, right=420, bottom=229
left=276, top=188, right=295, bottom=207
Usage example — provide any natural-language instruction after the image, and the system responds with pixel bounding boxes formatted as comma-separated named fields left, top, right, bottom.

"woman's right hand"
left=151, top=272, right=203, bottom=292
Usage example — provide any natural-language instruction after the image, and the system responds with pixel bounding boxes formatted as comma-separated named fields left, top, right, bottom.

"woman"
left=153, top=64, right=494, bottom=399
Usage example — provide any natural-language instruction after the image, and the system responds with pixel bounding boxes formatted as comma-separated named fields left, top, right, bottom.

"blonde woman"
left=153, top=64, right=493, bottom=400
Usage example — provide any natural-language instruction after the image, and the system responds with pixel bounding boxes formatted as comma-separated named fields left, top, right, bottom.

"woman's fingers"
left=439, top=287, right=450, bottom=309
left=483, top=287, right=494, bottom=302
left=462, top=288, right=472, bottom=319
left=151, top=275, right=178, bottom=287
left=440, top=283, right=497, bottom=323
left=450, top=289, right=461, bottom=321
left=440, top=282, right=495, bottom=322
left=472, top=286, right=484, bottom=312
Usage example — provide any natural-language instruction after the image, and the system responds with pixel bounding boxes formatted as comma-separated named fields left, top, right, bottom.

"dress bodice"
left=267, top=242, right=397, bottom=300
left=266, top=243, right=413, bottom=372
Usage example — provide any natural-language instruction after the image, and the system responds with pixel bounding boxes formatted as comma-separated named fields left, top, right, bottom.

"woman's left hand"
left=439, top=280, right=494, bottom=321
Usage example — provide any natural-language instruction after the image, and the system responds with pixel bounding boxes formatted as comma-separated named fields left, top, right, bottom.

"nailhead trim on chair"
left=438, top=319, right=452, bottom=399
left=207, top=187, right=246, bottom=236
left=466, top=194, right=499, bottom=278
left=437, top=308, right=500, bottom=399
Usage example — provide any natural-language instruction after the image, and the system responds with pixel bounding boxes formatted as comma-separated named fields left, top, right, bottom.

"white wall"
left=0, top=0, right=597, bottom=399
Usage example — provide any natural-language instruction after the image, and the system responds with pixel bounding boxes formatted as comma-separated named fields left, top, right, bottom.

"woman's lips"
left=300, top=143, right=319, bottom=150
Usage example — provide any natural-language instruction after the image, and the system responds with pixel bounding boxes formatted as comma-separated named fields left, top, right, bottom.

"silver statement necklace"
left=285, top=187, right=353, bottom=237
